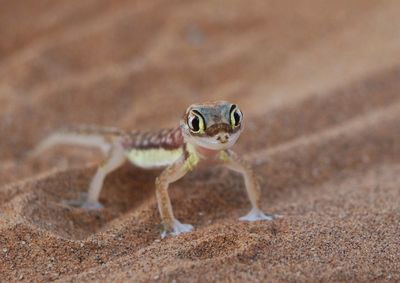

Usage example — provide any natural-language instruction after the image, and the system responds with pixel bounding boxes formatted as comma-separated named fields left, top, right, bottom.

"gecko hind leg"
left=64, top=142, right=126, bottom=210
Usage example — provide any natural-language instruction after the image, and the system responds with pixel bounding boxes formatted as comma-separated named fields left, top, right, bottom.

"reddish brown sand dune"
left=1, top=1, right=400, bottom=282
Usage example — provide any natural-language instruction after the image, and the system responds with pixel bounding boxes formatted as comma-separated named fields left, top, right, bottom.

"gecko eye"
left=188, top=111, right=205, bottom=133
left=230, top=104, right=243, bottom=128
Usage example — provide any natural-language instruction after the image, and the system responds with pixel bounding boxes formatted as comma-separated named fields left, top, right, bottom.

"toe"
left=161, top=219, right=194, bottom=238
left=81, top=201, right=104, bottom=210
left=239, top=209, right=274, bottom=221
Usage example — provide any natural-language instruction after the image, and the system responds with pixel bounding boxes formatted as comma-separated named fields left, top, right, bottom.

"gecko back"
left=122, top=127, right=185, bottom=169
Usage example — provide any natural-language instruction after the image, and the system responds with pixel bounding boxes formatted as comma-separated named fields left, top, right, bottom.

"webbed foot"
left=63, top=193, right=104, bottom=210
left=239, top=208, right=274, bottom=221
left=161, top=219, right=193, bottom=238
left=81, top=200, right=104, bottom=210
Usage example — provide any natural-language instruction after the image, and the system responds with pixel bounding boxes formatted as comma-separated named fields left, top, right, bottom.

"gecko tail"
left=29, top=126, right=125, bottom=158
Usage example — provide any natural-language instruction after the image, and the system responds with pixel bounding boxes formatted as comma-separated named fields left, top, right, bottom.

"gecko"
left=33, top=101, right=273, bottom=237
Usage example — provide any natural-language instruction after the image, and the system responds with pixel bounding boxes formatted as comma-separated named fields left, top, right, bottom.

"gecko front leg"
left=220, top=150, right=273, bottom=221
left=155, top=154, right=197, bottom=238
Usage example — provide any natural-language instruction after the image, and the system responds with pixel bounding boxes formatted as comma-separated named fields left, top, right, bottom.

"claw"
left=239, top=208, right=274, bottom=221
left=161, top=219, right=193, bottom=238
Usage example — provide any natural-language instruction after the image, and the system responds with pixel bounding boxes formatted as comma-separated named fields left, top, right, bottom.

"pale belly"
left=125, top=147, right=183, bottom=169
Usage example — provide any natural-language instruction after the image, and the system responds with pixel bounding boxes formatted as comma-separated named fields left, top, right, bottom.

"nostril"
left=217, top=134, right=229, bottom=143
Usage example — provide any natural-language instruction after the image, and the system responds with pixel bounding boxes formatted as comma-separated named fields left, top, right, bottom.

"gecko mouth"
left=198, top=134, right=236, bottom=150
left=182, top=128, right=242, bottom=151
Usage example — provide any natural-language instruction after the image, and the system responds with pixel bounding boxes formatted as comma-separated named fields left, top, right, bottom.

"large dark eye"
left=189, top=116, right=200, bottom=132
left=230, top=104, right=243, bottom=128
left=188, top=112, right=205, bottom=133
left=233, top=111, right=241, bottom=126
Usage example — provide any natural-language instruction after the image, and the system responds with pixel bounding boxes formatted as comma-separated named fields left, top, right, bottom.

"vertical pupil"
left=234, top=111, right=241, bottom=125
left=191, top=116, right=200, bottom=131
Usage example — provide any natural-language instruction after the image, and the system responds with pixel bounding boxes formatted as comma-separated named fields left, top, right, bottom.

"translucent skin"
left=33, top=101, right=273, bottom=238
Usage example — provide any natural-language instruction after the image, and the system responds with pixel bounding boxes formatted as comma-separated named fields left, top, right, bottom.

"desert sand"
left=0, top=1, right=400, bottom=282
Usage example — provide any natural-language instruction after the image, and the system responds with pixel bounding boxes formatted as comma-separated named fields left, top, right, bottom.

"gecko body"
left=34, top=101, right=273, bottom=237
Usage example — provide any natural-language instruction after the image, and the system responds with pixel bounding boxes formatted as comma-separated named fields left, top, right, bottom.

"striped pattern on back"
left=122, top=127, right=184, bottom=151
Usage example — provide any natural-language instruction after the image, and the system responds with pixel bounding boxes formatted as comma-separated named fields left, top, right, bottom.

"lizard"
left=33, top=101, right=273, bottom=237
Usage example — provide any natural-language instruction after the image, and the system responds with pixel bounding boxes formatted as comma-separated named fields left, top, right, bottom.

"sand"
left=1, top=1, right=400, bottom=282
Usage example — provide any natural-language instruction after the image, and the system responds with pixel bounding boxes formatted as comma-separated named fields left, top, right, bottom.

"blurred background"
left=1, top=0, right=400, bottom=162
left=1, top=2, right=400, bottom=281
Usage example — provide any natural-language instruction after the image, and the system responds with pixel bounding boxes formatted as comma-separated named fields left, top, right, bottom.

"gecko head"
left=180, top=101, right=244, bottom=151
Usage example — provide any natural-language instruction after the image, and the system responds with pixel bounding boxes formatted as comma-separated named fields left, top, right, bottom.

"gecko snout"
left=216, top=133, right=229, bottom=144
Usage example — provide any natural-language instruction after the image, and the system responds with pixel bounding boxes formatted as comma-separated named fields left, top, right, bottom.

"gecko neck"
left=188, top=143, right=220, bottom=159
